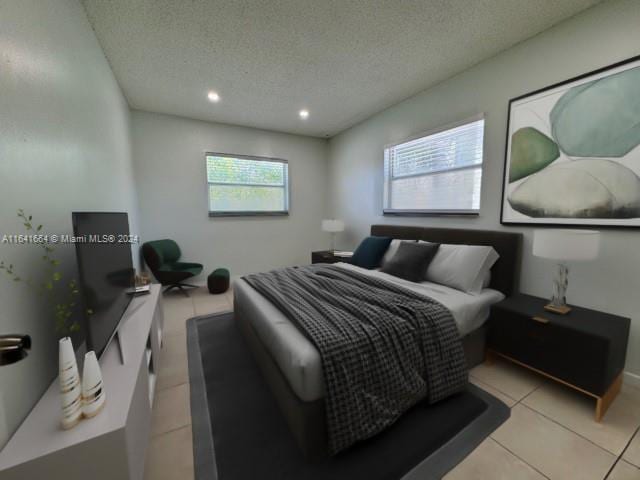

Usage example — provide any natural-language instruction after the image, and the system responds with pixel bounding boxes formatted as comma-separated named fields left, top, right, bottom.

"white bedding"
left=235, top=262, right=504, bottom=402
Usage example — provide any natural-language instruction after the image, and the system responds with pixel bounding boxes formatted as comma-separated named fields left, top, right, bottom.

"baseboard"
left=623, top=371, right=640, bottom=389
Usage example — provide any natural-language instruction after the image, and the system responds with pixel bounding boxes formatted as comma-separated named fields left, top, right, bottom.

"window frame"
left=205, top=152, right=290, bottom=217
left=382, top=114, right=485, bottom=217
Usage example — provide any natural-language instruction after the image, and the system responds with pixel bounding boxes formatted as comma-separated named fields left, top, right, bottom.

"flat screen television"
left=72, top=212, right=135, bottom=359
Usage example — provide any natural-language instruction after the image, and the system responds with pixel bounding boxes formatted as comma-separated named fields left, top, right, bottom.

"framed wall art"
left=501, top=55, right=640, bottom=228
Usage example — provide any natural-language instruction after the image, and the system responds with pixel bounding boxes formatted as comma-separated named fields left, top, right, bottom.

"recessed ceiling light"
left=299, top=109, right=309, bottom=119
left=207, top=91, right=220, bottom=102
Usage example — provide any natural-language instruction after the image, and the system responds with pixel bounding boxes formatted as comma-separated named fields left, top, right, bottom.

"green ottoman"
left=207, top=268, right=230, bottom=294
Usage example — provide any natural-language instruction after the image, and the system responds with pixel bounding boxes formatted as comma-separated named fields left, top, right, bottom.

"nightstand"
left=311, top=250, right=350, bottom=264
left=487, top=294, right=630, bottom=421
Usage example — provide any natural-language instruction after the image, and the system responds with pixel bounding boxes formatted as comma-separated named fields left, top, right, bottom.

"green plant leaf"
left=0, top=209, right=87, bottom=334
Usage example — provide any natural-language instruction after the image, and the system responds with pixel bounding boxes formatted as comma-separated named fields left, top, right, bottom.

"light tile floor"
left=449, top=364, right=640, bottom=480
left=144, top=286, right=233, bottom=480
left=145, top=288, right=640, bottom=480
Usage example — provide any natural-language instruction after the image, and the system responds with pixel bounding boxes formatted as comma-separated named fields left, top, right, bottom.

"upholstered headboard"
left=370, top=225, right=522, bottom=296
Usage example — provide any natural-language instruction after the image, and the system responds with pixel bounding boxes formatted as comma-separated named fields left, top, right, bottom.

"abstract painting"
left=501, top=56, right=640, bottom=227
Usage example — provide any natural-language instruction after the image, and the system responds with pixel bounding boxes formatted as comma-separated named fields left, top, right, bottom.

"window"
left=206, top=153, right=289, bottom=216
left=383, top=117, right=484, bottom=215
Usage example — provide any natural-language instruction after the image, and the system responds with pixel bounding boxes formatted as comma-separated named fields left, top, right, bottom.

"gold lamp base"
left=544, top=303, right=572, bottom=315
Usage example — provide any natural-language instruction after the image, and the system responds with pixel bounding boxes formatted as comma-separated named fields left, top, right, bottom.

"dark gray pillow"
left=380, top=241, right=440, bottom=282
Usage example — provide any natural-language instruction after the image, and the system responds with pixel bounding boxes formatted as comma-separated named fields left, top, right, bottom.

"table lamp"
left=533, top=229, right=600, bottom=314
left=321, top=219, right=344, bottom=252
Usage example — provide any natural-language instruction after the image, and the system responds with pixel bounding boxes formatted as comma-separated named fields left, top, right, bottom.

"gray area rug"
left=187, top=312, right=509, bottom=480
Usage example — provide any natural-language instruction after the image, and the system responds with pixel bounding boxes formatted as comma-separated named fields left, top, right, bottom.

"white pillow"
left=381, top=239, right=416, bottom=267
left=422, top=242, right=499, bottom=294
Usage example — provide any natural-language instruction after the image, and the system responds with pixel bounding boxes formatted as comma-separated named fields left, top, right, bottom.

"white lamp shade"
left=321, top=219, right=344, bottom=233
left=533, top=229, right=600, bottom=261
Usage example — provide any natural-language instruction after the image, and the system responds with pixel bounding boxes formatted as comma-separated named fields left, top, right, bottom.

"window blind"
left=206, top=154, right=289, bottom=216
left=383, top=118, right=484, bottom=214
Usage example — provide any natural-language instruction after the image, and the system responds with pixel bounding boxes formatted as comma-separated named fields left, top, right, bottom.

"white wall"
left=0, top=0, right=140, bottom=449
left=328, top=0, right=640, bottom=377
left=131, top=111, right=328, bottom=279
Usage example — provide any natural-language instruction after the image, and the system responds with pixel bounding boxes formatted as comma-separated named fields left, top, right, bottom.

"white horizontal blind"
left=206, top=154, right=289, bottom=215
left=383, top=118, right=484, bottom=214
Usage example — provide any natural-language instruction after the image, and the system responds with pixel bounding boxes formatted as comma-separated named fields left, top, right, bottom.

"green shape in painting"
left=550, top=65, right=640, bottom=157
left=509, top=127, right=559, bottom=183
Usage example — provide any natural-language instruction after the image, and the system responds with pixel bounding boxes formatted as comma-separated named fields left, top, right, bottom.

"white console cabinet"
left=0, top=285, right=163, bottom=480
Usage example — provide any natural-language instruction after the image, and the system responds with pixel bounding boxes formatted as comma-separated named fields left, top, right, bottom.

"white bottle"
left=59, top=337, right=82, bottom=430
left=81, top=351, right=106, bottom=418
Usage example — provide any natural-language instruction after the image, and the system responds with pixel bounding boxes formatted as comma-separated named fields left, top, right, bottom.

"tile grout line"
left=147, top=290, right=224, bottom=480
left=603, top=425, right=640, bottom=479
left=481, top=368, right=635, bottom=457
left=482, top=377, right=550, bottom=479
left=151, top=421, right=193, bottom=439
left=513, top=381, right=544, bottom=408
left=471, top=358, right=547, bottom=407
left=517, top=402, right=622, bottom=458
left=480, top=368, right=632, bottom=475
left=603, top=459, right=618, bottom=479
left=488, top=437, right=551, bottom=479
left=469, top=375, right=519, bottom=404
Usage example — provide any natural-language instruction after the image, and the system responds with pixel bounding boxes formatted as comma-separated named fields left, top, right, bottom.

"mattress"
left=234, top=263, right=505, bottom=402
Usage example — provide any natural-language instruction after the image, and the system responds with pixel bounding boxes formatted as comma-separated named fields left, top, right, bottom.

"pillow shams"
left=423, top=243, right=499, bottom=294
left=380, top=241, right=440, bottom=282
left=381, top=239, right=417, bottom=267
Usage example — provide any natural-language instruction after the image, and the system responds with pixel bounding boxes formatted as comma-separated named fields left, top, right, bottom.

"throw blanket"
left=242, top=265, right=468, bottom=454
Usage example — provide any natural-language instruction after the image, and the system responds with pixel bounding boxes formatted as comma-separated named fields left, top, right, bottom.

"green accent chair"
left=142, top=239, right=203, bottom=296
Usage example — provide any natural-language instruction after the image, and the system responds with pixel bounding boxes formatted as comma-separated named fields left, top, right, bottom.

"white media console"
left=0, top=285, right=163, bottom=480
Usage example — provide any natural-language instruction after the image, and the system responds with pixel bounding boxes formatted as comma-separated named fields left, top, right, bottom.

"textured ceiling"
left=81, top=0, right=601, bottom=138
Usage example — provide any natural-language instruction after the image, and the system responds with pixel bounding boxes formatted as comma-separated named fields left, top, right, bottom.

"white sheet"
left=338, top=263, right=505, bottom=336
left=236, top=263, right=505, bottom=402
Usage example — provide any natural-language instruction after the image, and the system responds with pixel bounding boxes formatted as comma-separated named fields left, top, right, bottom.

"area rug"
left=187, top=313, right=509, bottom=480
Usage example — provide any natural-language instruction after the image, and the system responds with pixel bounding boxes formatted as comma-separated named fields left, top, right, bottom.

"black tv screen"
left=72, top=212, right=135, bottom=358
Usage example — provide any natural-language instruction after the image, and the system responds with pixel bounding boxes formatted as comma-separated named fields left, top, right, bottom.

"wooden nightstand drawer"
left=489, top=309, right=609, bottom=394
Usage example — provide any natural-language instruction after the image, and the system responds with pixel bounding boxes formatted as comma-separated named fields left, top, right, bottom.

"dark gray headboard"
left=370, top=225, right=522, bottom=296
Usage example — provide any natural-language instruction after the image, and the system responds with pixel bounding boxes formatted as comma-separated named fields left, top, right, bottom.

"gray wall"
left=131, top=110, right=329, bottom=278
left=0, top=0, right=140, bottom=449
left=328, top=0, right=640, bottom=378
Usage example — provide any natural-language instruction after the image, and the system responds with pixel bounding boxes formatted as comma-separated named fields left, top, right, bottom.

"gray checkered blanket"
left=242, top=264, right=468, bottom=454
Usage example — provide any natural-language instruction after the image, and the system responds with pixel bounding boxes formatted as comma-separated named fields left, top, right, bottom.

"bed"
left=234, top=225, right=522, bottom=459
